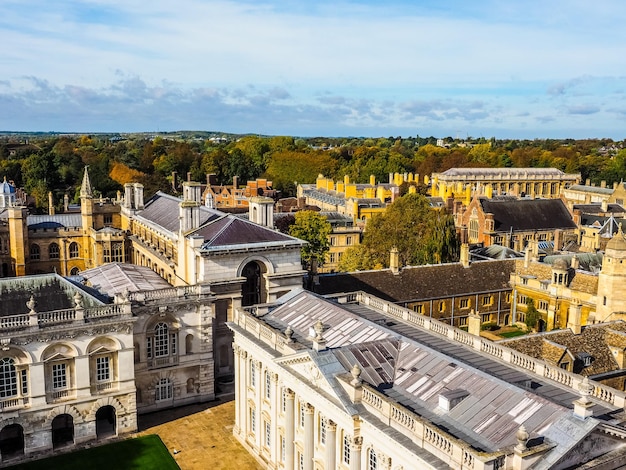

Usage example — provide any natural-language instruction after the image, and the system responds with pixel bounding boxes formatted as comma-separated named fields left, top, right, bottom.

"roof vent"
left=438, top=389, right=469, bottom=412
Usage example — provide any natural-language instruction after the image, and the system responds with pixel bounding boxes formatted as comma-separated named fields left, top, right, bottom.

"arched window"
left=146, top=322, right=177, bottom=366
left=70, top=267, right=79, bottom=276
left=0, top=358, right=17, bottom=398
left=368, top=448, right=377, bottom=470
left=155, top=378, right=172, bottom=401
left=49, top=243, right=60, bottom=260
left=69, top=242, right=79, bottom=258
left=29, top=244, right=40, bottom=261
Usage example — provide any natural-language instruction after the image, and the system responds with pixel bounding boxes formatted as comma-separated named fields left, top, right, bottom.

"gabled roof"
left=314, top=259, right=515, bottom=302
left=140, top=191, right=222, bottom=233
left=78, top=262, right=172, bottom=295
left=479, top=198, right=576, bottom=231
left=0, top=274, right=104, bottom=317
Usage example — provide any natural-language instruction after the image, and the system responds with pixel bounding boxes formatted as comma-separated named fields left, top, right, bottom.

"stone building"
left=229, top=289, right=626, bottom=470
left=202, top=175, right=278, bottom=210
left=0, top=274, right=136, bottom=464
left=432, top=167, right=580, bottom=201
left=459, top=197, right=577, bottom=251
left=314, top=252, right=515, bottom=329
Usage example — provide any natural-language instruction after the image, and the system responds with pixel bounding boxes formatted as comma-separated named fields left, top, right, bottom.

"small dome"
left=606, top=227, right=626, bottom=252
left=552, top=258, right=569, bottom=270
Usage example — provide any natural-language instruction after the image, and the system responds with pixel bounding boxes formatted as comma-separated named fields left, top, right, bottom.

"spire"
left=80, top=166, right=93, bottom=198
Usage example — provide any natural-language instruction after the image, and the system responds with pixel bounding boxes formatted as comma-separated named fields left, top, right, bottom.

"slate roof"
left=78, top=263, right=172, bottom=296
left=574, top=204, right=626, bottom=214
left=567, top=184, right=615, bottom=195
left=438, top=167, right=573, bottom=178
left=313, top=259, right=515, bottom=302
left=258, top=290, right=595, bottom=454
left=479, top=198, right=576, bottom=232
left=138, top=191, right=302, bottom=250
left=501, top=322, right=626, bottom=376
left=27, top=213, right=82, bottom=229
left=140, top=191, right=222, bottom=233
left=0, top=274, right=104, bottom=317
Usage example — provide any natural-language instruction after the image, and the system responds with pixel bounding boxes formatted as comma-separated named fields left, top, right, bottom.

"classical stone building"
left=0, top=274, right=136, bottom=464
left=229, top=289, right=626, bottom=470
left=431, top=167, right=580, bottom=201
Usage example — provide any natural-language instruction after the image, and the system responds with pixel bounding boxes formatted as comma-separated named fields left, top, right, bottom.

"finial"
left=515, top=425, right=529, bottom=452
left=284, top=325, right=294, bottom=343
left=73, top=292, right=84, bottom=309
left=351, top=363, right=362, bottom=387
left=26, top=295, right=37, bottom=314
left=314, top=319, right=324, bottom=341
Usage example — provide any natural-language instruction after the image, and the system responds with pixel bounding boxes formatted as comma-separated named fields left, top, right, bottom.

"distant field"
left=7, top=434, right=179, bottom=470
left=498, top=329, right=527, bottom=338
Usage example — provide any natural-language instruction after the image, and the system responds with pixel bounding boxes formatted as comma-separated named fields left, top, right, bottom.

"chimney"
left=48, top=192, right=55, bottom=215
left=468, top=310, right=481, bottom=336
left=64, top=194, right=69, bottom=212
left=601, top=199, right=608, bottom=212
left=601, top=180, right=607, bottom=188
left=390, top=247, right=400, bottom=275
left=171, top=172, right=177, bottom=191
left=586, top=178, right=590, bottom=186
left=187, top=172, right=192, bottom=182
left=233, top=176, right=239, bottom=189
left=553, top=229, right=562, bottom=251
left=460, top=243, right=470, bottom=268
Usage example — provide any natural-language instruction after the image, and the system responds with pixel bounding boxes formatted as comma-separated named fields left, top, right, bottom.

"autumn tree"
left=289, top=211, right=332, bottom=276
left=338, top=193, right=459, bottom=271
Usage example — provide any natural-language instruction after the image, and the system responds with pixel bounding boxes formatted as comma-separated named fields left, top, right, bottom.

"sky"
left=2, top=0, right=626, bottom=139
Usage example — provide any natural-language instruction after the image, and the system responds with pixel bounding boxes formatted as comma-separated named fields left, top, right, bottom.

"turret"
left=596, top=225, right=626, bottom=322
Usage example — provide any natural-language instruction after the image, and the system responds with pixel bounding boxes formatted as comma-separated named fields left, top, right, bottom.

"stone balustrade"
left=326, top=291, right=626, bottom=409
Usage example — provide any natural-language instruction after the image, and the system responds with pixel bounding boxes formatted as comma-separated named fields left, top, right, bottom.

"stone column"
left=285, top=389, right=295, bottom=470
left=238, top=349, right=248, bottom=438
left=325, top=420, right=337, bottom=470
left=350, top=436, right=363, bottom=470
left=303, top=403, right=314, bottom=470
left=233, top=345, right=241, bottom=434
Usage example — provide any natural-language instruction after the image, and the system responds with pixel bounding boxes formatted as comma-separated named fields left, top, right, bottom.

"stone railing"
left=147, top=355, right=179, bottom=369
left=0, top=303, right=132, bottom=333
left=361, top=384, right=503, bottom=469
left=235, top=308, right=296, bottom=354
left=333, top=291, right=626, bottom=409
left=0, top=396, right=29, bottom=411
left=128, top=284, right=208, bottom=302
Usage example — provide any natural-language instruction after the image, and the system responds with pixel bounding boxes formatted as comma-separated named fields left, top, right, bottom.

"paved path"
left=137, top=397, right=262, bottom=470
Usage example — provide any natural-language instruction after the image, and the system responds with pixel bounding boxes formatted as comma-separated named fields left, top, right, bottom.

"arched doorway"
left=0, top=424, right=24, bottom=459
left=51, top=414, right=74, bottom=449
left=95, top=406, right=116, bottom=439
left=242, top=262, right=260, bottom=306
left=503, top=314, right=510, bottom=326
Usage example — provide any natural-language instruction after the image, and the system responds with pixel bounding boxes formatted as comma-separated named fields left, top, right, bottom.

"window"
left=281, top=388, right=286, bottom=413
left=346, top=236, right=352, bottom=246
left=96, top=356, right=110, bottom=382
left=0, top=358, right=17, bottom=398
left=30, top=244, right=40, bottom=261
left=343, top=435, right=351, bottom=464
left=438, top=301, right=445, bottom=313
left=112, top=242, right=124, bottom=262
left=69, top=242, right=79, bottom=258
left=482, top=314, right=490, bottom=323
left=538, top=300, right=549, bottom=311
left=281, top=436, right=286, bottom=461
left=49, top=243, right=60, bottom=260
left=250, top=361, right=256, bottom=388
left=329, top=252, right=336, bottom=264
left=298, top=452, right=304, bottom=470
left=369, top=448, right=378, bottom=470
left=505, top=293, right=511, bottom=303
left=518, top=295, right=527, bottom=305
left=459, top=316, right=468, bottom=327
left=299, top=403, right=305, bottom=428
left=460, top=299, right=469, bottom=309
left=250, top=408, right=256, bottom=433
left=330, top=237, right=336, bottom=246
left=264, top=421, right=271, bottom=447
left=155, top=323, right=170, bottom=357
left=21, top=369, right=28, bottom=395
left=52, top=363, right=67, bottom=390
left=156, top=378, right=172, bottom=401
left=104, top=214, right=113, bottom=225
left=320, top=416, right=327, bottom=445
left=413, top=304, right=423, bottom=314
left=469, top=217, right=479, bottom=242
left=264, top=371, right=271, bottom=399
left=482, top=295, right=492, bottom=306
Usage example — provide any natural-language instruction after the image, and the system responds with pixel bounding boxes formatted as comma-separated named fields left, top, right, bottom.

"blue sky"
left=2, top=0, right=626, bottom=138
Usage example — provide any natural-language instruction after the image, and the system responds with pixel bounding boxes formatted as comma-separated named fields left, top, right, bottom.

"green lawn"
left=9, top=435, right=179, bottom=470
left=498, top=329, right=527, bottom=338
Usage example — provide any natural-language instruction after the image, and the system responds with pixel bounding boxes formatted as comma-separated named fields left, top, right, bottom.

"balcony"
left=91, top=380, right=118, bottom=395
left=147, top=355, right=179, bottom=369
left=0, top=396, right=29, bottom=411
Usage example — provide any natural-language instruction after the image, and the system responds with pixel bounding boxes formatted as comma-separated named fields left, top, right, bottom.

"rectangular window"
left=250, top=408, right=256, bottom=433
left=330, top=237, right=336, bottom=246
left=21, top=370, right=28, bottom=395
left=343, top=435, right=351, bottom=464
left=538, top=300, right=549, bottom=311
left=250, top=361, right=256, bottom=388
left=482, top=295, right=491, bottom=306
left=320, top=416, right=327, bottom=445
left=281, top=436, right=286, bottom=461
left=265, top=372, right=271, bottom=399
left=299, top=403, right=305, bottom=428
left=52, top=363, right=67, bottom=390
left=482, top=314, right=490, bottom=323
left=171, top=333, right=177, bottom=355
left=146, top=337, right=152, bottom=359
left=265, top=421, right=271, bottom=447
left=96, top=356, right=110, bottom=382
left=104, top=214, right=113, bottom=225
left=329, top=252, right=336, bottom=263
left=413, top=304, right=423, bottom=314
left=346, top=236, right=352, bottom=245
left=281, top=388, right=286, bottom=413
left=459, top=316, right=468, bottom=327
left=460, top=299, right=469, bottom=309
left=298, top=452, right=304, bottom=470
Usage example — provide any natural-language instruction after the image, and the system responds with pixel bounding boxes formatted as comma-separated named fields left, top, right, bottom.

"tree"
left=337, top=193, right=459, bottom=271
left=289, top=211, right=332, bottom=275
left=525, top=298, right=541, bottom=331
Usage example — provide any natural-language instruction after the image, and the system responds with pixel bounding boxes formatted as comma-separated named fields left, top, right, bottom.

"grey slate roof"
left=28, top=213, right=82, bottom=229
left=479, top=198, right=576, bottom=232
left=0, top=274, right=104, bottom=317
left=78, top=263, right=172, bottom=296
left=313, top=259, right=515, bottom=302
left=140, top=191, right=222, bottom=233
